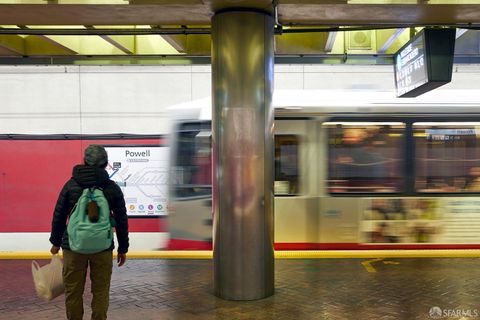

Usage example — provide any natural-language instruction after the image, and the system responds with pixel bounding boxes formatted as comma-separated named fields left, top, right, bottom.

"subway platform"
left=2, top=251, right=480, bottom=320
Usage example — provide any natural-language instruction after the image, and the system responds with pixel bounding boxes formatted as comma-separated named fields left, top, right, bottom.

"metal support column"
left=212, top=10, right=275, bottom=300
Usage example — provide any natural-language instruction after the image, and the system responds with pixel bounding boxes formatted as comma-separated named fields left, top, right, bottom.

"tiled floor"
left=2, top=257, right=480, bottom=319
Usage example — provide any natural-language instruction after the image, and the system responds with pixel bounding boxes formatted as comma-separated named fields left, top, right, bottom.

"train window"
left=414, top=122, right=480, bottom=193
left=275, top=135, right=299, bottom=195
left=172, top=124, right=212, bottom=198
left=324, top=122, right=405, bottom=194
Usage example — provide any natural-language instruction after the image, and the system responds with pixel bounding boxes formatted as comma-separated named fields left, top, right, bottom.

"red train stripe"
left=166, top=240, right=480, bottom=250
left=167, top=239, right=213, bottom=250
left=274, top=243, right=480, bottom=250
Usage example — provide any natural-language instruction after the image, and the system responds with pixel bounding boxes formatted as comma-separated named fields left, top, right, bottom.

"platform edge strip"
left=3, top=250, right=480, bottom=259
left=274, top=250, right=480, bottom=259
left=0, top=251, right=213, bottom=260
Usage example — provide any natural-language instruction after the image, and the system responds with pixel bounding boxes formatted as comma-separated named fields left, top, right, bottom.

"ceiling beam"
left=161, top=34, right=187, bottom=52
left=377, top=28, right=406, bottom=54
left=0, top=25, right=468, bottom=36
left=85, top=26, right=134, bottom=54
left=147, top=25, right=210, bottom=55
left=275, top=32, right=329, bottom=54
left=31, top=35, right=78, bottom=54
left=98, top=35, right=134, bottom=54
left=0, top=27, right=211, bottom=36
left=0, top=46, right=21, bottom=56
left=16, top=25, right=78, bottom=55
left=150, top=25, right=187, bottom=53
left=0, top=4, right=479, bottom=26
left=0, top=34, right=24, bottom=55
left=324, top=31, right=337, bottom=52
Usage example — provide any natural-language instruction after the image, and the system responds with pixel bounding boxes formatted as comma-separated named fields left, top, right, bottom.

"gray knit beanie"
left=84, top=145, right=108, bottom=168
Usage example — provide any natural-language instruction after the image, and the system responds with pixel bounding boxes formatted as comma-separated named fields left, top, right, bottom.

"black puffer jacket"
left=49, top=165, right=129, bottom=254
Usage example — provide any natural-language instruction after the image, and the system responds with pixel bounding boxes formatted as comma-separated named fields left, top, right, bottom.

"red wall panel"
left=0, top=138, right=166, bottom=233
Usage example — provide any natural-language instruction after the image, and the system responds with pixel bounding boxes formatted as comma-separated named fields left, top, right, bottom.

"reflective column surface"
left=211, top=10, right=275, bottom=300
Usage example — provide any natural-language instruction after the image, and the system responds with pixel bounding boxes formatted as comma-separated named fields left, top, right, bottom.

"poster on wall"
left=105, top=146, right=169, bottom=217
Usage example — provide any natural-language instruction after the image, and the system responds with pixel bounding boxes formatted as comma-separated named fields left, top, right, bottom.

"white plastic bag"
left=32, top=255, right=65, bottom=302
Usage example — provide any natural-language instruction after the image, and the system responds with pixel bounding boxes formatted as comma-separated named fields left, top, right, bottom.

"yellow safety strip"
left=3, top=250, right=480, bottom=260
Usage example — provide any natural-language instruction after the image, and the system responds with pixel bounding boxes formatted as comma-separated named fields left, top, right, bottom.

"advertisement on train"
left=361, top=198, right=480, bottom=244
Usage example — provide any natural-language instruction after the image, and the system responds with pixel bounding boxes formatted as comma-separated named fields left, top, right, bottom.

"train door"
left=167, top=121, right=213, bottom=249
left=274, top=118, right=320, bottom=248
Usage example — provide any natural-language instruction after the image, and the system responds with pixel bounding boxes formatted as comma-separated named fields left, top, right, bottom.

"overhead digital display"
left=394, top=35, right=428, bottom=96
left=394, top=28, right=456, bottom=98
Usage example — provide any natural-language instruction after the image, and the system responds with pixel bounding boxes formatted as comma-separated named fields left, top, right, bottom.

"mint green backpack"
left=67, top=188, right=113, bottom=254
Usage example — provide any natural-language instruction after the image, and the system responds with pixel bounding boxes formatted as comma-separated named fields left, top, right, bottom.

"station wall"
left=0, top=64, right=395, bottom=135
left=2, top=64, right=478, bottom=135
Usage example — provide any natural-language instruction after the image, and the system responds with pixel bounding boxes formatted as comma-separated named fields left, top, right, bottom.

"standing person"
left=49, top=144, right=129, bottom=320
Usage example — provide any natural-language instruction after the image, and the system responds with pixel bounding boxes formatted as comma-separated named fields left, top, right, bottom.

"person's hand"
left=50, top=245, right=60, bottom=255
left=117, top=253, right=127, bottom=267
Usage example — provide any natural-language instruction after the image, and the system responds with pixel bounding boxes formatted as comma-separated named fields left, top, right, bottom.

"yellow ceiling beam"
left=0, top=34, right=24, bottom=54
left=0, top=26, right=82, bottom=55
left=324, top=32, right=337, bottom=53
left=100, top=35, right=134, bottom=53
left=182, top=35, right=210, bottom=55
left=18, top=25, right=79, bottom=54
left=0, top=46, right=20, bottom=55
left=93, top=25, right=180, bottom=54
left=134, top=34, right=180, bottom=54
left=43, top=35, right=125, bottom=54
left=275, top=32, right=329, bottom=54
left=330, top=31, right=345, bottom=54
left=25, top=24, right=126, bottom=54
left=2, top=24, right=181, bottom=55
left=87, top=27, right=134, bottom=54
left=91, top=25, right=141, bottom=54
left=376, top=28, right=408, bottom=54
left=161, top=34, right=187, bottom=52
left=148, top=25, right=209, bottom=55
left=159, top=34, right=210, bottom=55
left=24, top=35, right=77, bottom=54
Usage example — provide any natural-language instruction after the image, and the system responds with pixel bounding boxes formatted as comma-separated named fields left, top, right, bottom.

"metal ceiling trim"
left=0, top=54, right=478, bottom=65
left=0, top=25, right=478, bottom=36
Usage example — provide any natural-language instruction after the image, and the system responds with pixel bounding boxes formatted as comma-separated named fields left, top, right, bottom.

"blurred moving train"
left=167, top=90, right=480, bottom=250
left=2, top=64, right=480, bottom=251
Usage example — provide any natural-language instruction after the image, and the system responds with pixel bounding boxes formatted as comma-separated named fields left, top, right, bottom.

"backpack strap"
left=88, top=188, right=95, bottom=201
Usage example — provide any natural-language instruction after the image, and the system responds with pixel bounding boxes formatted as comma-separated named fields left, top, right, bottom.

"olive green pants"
left=63, top=249, right=113, bottom=320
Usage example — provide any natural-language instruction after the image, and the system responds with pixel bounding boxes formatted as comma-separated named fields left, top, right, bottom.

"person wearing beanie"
left=84, top=144, right=109, bottom=168
left=49, top=144, right=129, bottom=320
